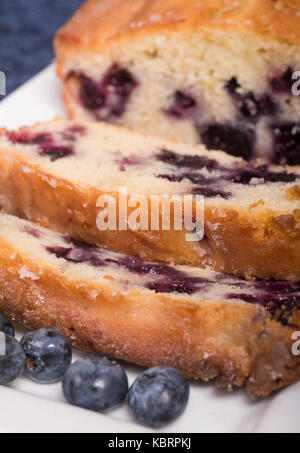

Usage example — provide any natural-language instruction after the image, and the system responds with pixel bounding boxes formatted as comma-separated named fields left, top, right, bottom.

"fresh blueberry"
left=62, top=356, right=128, bottom=412
left=0, top=333, right=25, bottom=385
left=21, top=328, right=72, bottom=383
left=0, top=314, right=14, bottom=337
left=128, top=366, right=189, bottom=428
left=200, top=123, right=254, bottom=160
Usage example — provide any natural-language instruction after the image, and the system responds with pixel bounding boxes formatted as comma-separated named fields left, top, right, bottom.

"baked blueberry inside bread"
left=0, top=211, right=299, bottom=397
left=0, top=118, right=299, bottom=280
left=55, top=0, right=300, bottom=164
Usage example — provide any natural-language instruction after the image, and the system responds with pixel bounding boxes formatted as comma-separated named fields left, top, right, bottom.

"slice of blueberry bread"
left=56, top=0, right=300, bottom=165
left=0, top=118, right=299, bottom=280
left=0, top=212, right=299, bottom=397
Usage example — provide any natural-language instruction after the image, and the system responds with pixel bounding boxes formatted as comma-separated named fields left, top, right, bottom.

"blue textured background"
left=0, top=0, right=85, bottom=97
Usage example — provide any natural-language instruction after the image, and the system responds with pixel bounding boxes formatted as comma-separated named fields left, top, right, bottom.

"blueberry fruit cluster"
left=0, top=314, right=190, bottom=428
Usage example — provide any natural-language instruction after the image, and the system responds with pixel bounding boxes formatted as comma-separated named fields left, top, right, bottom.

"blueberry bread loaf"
left=0, top=118, right=299, bottom=280
left=56, top=0, right=300, bottom=164
left=0, top=212, right=299, bottom=397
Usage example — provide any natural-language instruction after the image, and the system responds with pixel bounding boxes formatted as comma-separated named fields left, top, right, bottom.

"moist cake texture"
left=56, top=0, right=300, bottom=165
left=0, top=118, right=299, bottom=280
left=0, top=212, right=299, bottom=397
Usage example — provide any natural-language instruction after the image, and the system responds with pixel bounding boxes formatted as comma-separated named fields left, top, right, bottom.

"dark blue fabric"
left=0, top=0, right=85, bottom=97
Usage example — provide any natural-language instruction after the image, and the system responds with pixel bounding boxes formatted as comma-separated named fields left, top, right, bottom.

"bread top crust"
left=56, top=0, right=300, bottom=49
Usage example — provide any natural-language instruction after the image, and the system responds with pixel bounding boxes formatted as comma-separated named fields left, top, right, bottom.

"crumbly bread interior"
left=0, top=210, right=298, bottom=398
left=1, top=211, right=298, bottom=306
left=1, top=119, right=299, bottom=214
left=58, top=28, right=300, bottom=164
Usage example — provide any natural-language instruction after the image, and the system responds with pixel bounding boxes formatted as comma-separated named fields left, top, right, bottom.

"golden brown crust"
left=0, top=131, right=299, bottom=281
left=0, top=236, right=299, bottom=398
left=55, top=0, right=300, bottom=52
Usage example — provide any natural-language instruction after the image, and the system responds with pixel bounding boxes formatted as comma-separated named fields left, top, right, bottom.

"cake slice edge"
left=0, top=211, right=299, bottom=398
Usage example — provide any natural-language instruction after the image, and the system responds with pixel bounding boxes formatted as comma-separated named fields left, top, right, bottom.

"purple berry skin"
left=128, top=366, right=189, bottom=428
left=62, top=356, right=128, bottom=412
left=0, top=334, right=25, bottom=385
left=0, top=314, right=14, bottom=337
left=21, top=328, right=72, bottom=384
